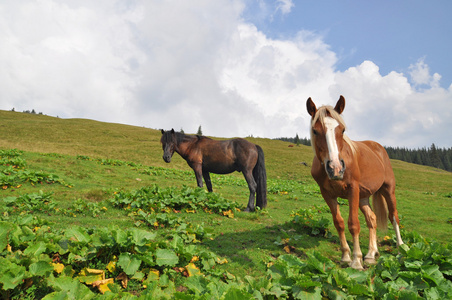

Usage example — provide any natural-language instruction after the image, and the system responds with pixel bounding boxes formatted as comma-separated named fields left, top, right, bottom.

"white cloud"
left=0, top=0, right=142, bottom=119
left=330, top=61, right=451, bottom=148
left=409, top=57, right=441, bottom=88
left=218, top=24, right=337, bottom=136
left=0, top=0, right=450, bottom=148
left=276, top=0, right=294, bottom=15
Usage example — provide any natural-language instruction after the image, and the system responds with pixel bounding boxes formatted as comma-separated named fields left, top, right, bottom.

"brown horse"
left=306, top=96, right=403, bottom=270
left=160, top=129, right=267, bottom=212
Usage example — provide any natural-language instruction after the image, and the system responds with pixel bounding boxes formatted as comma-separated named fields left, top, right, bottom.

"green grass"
left=1, top=110, right=451, bottom=296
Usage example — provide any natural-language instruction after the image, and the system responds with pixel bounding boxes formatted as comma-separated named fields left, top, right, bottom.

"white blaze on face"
left=324, top=117, right=341, bottom=168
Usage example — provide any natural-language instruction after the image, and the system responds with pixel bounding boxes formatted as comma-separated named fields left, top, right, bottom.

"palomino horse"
left=306, top=96, right=404, bottom=270
left=160, top=129, right=267, bottom=212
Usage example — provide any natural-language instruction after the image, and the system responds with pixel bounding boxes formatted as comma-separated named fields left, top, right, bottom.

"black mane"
left=161, top=130, right=209, bottom=145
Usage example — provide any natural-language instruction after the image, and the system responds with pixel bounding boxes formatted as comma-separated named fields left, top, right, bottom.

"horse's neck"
left=175, top=136, right=198, bottom=159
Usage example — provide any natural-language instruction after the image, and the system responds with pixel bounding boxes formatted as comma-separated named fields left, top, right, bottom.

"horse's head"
left=307, top=95, right=348, bottom=180
left=160, top=129, right=176, bottom=163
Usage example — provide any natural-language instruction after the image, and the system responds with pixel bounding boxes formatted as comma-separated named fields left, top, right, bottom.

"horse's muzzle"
left=163, top=155, right=171, bottom=163
left=326, top=159, right=346, bottom=180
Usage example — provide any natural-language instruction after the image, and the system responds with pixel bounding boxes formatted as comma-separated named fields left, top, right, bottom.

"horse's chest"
left=323, top=179, right=379, bottom=199
left=325, top=180, right=349, bottom=197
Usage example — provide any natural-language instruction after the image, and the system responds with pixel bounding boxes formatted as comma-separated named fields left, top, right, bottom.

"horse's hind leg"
left=242, top=170, right=257, bottom=212
left=202, top=171, right=213, bottom=192
left=359, top=198, right=379, bottom=265
left=380, top=186, right=404, bottom=246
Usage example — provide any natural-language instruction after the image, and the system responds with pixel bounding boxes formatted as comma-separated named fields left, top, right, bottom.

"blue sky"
left=246, top=0, right=452, bottom=88
left=0, top=0, right=451, bottom=148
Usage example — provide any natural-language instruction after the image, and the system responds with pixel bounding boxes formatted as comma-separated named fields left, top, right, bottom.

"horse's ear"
left=306, top=97, right=317, bottom=117
left=334, top=95, right=345, bottom=114
left=171, top=128, right=175, bottom=134
left=161, top=129, right=165, bottom=135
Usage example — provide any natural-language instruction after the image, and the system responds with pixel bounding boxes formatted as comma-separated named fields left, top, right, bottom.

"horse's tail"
left=253, top=145, right=267, bottom=209
left=373, top=191, right=388, bottom=231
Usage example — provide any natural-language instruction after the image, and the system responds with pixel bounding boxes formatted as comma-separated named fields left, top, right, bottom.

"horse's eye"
left=312, top=129, right=318, bottom=136
left=342, top=129, right=345, bottom=134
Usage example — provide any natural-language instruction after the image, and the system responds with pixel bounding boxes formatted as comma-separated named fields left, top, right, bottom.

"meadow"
left=0, top=110, right=451, bottom=299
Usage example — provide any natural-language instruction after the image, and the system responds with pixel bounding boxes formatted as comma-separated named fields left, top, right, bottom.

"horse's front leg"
left=242, top=170, right=257, bottom=212
left=202, top=171, right=213, bottom=192
left=359, top=198, right=379, bottom=265
left=192, top=164, right=204, bottom=189
left=324, top=196, right=351, bottom=265
left=348, top=189, right=364, bottom=270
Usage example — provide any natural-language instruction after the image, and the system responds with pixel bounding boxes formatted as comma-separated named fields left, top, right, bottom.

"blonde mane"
left=310, top=105, right=357, bottom=155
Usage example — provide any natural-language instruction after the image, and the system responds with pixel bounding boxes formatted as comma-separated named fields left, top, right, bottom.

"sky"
left=1, top=0, right=451, bottom=148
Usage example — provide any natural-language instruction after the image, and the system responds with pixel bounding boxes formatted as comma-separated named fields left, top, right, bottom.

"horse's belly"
left=359, top=178, right=384, bottom=197
left=204, top=164, right=237, bottom=174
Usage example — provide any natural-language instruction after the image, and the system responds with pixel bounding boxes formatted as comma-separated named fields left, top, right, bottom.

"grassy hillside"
left=0, top=111, right=315, bottom=179
left=1, top=110, right=450, bottom=235
left=1, top=110, right=451, bottom=297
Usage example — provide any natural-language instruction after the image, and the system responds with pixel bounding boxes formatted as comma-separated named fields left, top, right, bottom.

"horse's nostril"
left=326, top=160, right=332, bottom=170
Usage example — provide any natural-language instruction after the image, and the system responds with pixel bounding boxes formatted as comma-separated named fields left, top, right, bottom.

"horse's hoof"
left=243, top=207, right=254, bottom=212
left=364, top=252, right=379, bottom=265
left=341, top=254, right=352, bottom=264
left=350, top=260, right=364, bottom=270
left=364, top=257, right=378, bottom=265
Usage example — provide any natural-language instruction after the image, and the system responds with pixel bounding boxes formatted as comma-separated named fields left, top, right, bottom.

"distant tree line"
left=275, top=134, right=311, bottom=146
left=385, top=144, right=452, bottom=172
left=11, top=108, right=43, bottom=115
left=276, top=135, right=451, bottom=172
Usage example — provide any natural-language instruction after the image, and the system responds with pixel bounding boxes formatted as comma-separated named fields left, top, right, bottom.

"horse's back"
left=357, top=140, right=391, bottom=166
left=231, top=138, right=256, bottom=150
left=201, top=138, right=255, bottom=157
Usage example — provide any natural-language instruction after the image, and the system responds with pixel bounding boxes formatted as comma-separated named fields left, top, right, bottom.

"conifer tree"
left=295, top=133, right=300, bottom=146
left=430, top=143, right=444, bottom=169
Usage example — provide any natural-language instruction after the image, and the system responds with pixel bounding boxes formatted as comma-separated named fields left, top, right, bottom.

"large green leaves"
left=0, top=258, right=26, bottom=290
left=29, top=260, right=54, bottom=277
left=155, top=248, right=179, bottom=267
left=129, top=228, right=156, bottom=247
left=44, top=276, right=95, bottom=300
left=118, top=253, right=142, bottom=276
left=110, top=185, right=241, bottom=216
left=0, top=182, right=451, bottom=299
left=65, top=226, right=91, bottom=244
left=0, top=221, right=13, bottom=251
left=24, top=241, right=47, bottom=256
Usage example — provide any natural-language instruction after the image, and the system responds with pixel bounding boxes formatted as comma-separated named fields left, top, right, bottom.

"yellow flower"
left=52, top=263, right=65, bottom=274
left=106, top=260, right=116, bottom=273
left=185, top=263, right=202, bottom=277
